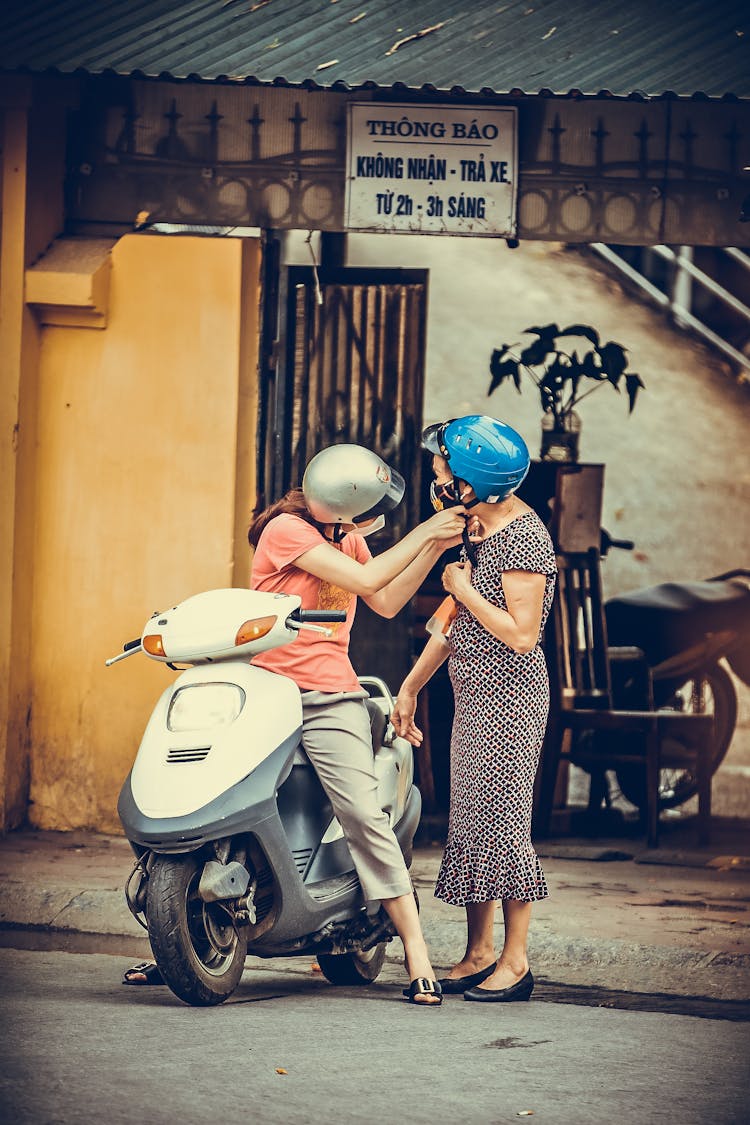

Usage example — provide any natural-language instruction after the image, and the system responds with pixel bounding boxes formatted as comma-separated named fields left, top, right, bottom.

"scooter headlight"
left=167, top=683, right=246, bottom=732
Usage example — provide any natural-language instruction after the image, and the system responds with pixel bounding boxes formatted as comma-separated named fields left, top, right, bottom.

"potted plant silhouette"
left=488, top=323, right=645, bottom=462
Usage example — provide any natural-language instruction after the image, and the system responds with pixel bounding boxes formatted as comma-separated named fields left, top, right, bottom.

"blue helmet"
left=422, top=415, right=530, bottom=502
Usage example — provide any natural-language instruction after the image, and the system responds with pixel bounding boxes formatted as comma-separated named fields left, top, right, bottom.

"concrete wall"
left=26, top=233, right=260, bottom=831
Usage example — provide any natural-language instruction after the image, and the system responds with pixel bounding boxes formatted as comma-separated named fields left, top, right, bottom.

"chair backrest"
left=551, top=548, right=613, bottom=710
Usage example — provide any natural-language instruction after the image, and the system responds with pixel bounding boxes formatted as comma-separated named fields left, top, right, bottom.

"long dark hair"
left=248, top=488, right=318, bottom=548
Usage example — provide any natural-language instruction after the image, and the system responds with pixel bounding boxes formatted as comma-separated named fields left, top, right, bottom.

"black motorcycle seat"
left=606, top=579, right=750, bottom=664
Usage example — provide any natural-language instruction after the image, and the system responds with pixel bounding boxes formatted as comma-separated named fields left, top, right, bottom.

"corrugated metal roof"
left=1, top=0, right=749, bottom=100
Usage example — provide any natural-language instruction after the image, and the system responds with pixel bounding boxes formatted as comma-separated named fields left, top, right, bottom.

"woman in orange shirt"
left=247, top=443, right=465, bottom=1006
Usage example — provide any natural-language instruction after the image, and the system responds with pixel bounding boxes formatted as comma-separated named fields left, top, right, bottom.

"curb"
left=2, top=881, right=749, bottom=1003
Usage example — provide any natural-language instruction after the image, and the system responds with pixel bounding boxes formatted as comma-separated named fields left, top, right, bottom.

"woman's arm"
left=391, top=632, right=451, bottom=746
left=293, top=508, right=466, bottom=598
left=442, top=562, right=547, bottom=655
left=362, top=541, right=446, bottom=618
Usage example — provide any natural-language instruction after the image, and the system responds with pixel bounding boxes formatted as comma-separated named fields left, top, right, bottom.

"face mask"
left=431, top=476, right=483, bottom=512
left=429, top=480, right=460, bottom=512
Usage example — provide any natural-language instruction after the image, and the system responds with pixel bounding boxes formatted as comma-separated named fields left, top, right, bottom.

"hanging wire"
left=305, top=231, right=324, bottom=305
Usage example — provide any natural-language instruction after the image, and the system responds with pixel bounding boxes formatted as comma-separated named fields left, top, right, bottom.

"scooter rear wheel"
left=146, top=854, right=247, bottom=1006
left=615, top=662, right=737, bottom=812
left=317, top=942, right=387, bottom=986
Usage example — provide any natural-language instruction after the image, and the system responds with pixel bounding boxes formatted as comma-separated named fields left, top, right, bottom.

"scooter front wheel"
left=317, top=942, right=387, bottom=986
left=146, top=854, right=248, bottom=1006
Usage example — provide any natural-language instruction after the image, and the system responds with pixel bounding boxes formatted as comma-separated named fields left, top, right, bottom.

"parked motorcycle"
left=582, top=535, right=750, bottom=812
left=106, top=588, right=420, bottom=1006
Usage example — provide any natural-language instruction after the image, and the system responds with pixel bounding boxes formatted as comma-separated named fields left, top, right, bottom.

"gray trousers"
left=300, top=690, right=413, bottom=904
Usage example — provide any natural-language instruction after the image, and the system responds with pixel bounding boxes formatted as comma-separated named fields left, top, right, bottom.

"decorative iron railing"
left=591, top=243, right=750, bottom=378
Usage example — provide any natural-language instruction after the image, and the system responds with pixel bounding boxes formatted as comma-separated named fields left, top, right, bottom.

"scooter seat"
left=365, top=697, right=388, bottom=753
left=292, top=745, right=311, bottom=766
left=606, top=579, right=750, bottom=665
left=290, top=700, right=387, bottom=764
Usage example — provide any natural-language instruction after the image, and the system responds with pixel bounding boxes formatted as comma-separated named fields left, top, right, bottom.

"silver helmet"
left=302, top=444, right=405, bottom=526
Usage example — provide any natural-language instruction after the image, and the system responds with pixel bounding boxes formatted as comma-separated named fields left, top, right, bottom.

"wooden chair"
left=535, top=548, right=715, bottom=847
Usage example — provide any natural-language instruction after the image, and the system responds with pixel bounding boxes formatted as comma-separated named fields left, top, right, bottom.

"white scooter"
left=106, top=589, right=420, bottom=1006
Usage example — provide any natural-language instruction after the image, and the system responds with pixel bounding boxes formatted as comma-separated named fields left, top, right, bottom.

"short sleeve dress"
left=434, top=510, right=557, bottom=906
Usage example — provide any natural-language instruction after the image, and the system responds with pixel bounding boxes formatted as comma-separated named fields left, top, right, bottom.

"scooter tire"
left=145, top=853, right=248, bottom=1006
left=615, top=662, right=737, bottom=812
left=317, top=942, right=388, bottom=986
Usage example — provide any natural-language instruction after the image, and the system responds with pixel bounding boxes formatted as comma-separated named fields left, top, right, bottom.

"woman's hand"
left=391, top=689, right=423, bottom=746
left=423, top=506, right=467, bottom=547
left=442, top=559, right=474, bottom=602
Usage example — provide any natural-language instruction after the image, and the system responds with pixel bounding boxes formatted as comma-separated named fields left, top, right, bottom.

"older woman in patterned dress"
left=393, top=416, right=556, bottom=1003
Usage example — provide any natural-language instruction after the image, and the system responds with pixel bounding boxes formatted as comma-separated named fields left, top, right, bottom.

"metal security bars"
left=280, top=267, right=428, bottom=540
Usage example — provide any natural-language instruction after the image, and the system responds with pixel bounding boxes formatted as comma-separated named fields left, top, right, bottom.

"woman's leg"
left=381, top=892, right=441, bottom=1003
left=301, top=694, right=440, bottom=1001
left=479, top=899, right=532, bottom=990
left=444, top=901, right=497, bottom=979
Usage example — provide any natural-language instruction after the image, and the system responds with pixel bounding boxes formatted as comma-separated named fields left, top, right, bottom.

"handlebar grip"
left=600, top=529, right=635, bottom=555
left=123, top=638, right=142, bottom=652
left=296, top=610, right=347, bottom=623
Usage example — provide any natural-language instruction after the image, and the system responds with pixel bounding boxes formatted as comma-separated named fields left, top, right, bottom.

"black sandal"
left=122, top=960, right=165, bottom=986
left=405, top=977, right=443, bottom=1006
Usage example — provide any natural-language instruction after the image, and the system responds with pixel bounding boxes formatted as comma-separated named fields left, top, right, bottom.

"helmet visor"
left=352, top=467, right=406, bottom=523
left=421, top=421, right=454, bottom=459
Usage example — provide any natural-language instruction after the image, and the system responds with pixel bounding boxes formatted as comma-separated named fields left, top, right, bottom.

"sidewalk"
left=1, top=819, right=749, bottom=1005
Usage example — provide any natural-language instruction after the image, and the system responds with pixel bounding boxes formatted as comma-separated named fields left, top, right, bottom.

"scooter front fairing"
left=118, top=662, right=303, bottom=847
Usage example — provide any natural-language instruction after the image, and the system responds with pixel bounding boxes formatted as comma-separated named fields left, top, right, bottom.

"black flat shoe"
left=404, top=978, right=443, bottom=1006
left=464, top=969, right=534, bottom=1003
left=437, top=961, right=498, bottom=995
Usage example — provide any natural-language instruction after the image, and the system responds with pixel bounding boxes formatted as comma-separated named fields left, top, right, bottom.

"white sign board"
left=345, top=103, right=518, bottom=237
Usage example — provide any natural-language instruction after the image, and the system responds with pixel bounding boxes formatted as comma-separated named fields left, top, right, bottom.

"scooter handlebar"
left=293, top=609, right=348, bottom=623
left=105, top=638, right=143, bottom=666
left=600, top=528, right=635, bottom=556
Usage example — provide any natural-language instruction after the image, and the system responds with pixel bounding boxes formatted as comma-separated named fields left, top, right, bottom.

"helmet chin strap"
left=454, top=477, right=480, bottom=565
left=461, top=521, right=478, bottom=566
left=326, top=515, right=386, bottom=543
left=356, top=514, right=386, bottom=537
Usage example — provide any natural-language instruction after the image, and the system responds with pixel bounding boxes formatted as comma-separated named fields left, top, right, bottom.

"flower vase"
left=540, top=410, right=581, bottom=463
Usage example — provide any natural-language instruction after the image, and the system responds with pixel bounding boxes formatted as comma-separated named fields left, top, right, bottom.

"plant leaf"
left=557, top=324, right=600, bottom=346
left=581, top=350, right=604, bottom=379
left=546, top=355, right=572, bottom=386
left=492, top=343, right=513, bottom=362
left=625, top=372, right=645, bottom=412
left=520, top=339, right=553, bottom=366
left=524, top=323, right=559, bottom=339
left=598, top=341, right=628, bottom=382
left=488, top=354, right=520, bottom=395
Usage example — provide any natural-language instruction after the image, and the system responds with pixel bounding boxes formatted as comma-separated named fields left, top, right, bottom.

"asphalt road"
left=1, top=949, right=747, bottom=1125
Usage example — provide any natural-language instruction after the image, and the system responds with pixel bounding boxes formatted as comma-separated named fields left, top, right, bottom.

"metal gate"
left=258, top=259, right=429, bottom=688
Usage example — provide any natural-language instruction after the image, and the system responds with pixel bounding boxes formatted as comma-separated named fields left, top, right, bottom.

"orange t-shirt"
left=249, top=513, right=371, bottom=692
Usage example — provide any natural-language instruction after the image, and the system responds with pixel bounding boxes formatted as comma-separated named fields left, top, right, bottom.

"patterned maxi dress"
left=434, top=510, right=557, bottom=906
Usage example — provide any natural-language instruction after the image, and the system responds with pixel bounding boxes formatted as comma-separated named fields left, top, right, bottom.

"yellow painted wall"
left=1, top=81, right=70, bottom=829
left=29, top=233, right=260, bottom=831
